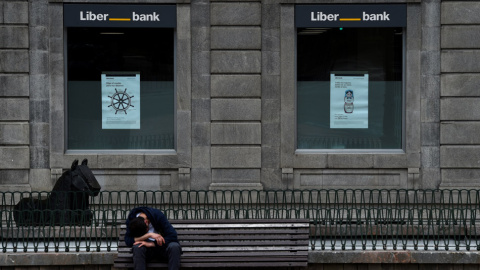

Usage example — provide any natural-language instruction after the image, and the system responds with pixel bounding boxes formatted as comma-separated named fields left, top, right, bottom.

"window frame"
left=64, top=26, right=177, bottom=152
left=295, top=26, right=406, bottom=153
left=48, top=2, right=192, bottom=170
left=279, top=2, right=421, bottom=177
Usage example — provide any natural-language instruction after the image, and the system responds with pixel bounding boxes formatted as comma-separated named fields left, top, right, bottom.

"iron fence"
left=1, top=189, right=480, bottom=252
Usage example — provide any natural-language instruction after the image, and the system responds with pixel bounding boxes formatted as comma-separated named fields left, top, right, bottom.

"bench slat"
left=118, top=240, right=309, bottom=249
left=119, top=221, right=309, bottom=228
left=181, top=246, right=307, bottom=252
left=118, top=226, right=309, bottom=232
left=182, top=251, right=308, bottom=257
left=119, top=233, right=309, bottom=242
left=178, top=228, right=309, bottom=234
left=119, top=246, right=307, bottom=253
left=179, top=234, right=308, bottom=240
left=172, top=223, right=310, bottom=229
left=115, top=262, right=308, bottom=268
left=169, top=219, right=309, bottom=224
left=114, top=262, right=309, bottom=268
left=178, top=256, right=307, bottom=262
left=181, top=262, right=308, bottom=267
left=117, top=251, right=308, bottom=259
left=180, top=241, right=309, bottom=247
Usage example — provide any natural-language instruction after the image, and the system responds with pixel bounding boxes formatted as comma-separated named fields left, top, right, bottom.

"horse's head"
left=70, top=159, right=101, bottom=196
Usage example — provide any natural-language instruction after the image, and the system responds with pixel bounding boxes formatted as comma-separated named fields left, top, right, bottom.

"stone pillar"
left=420, top=0, right=441, bottom=189
left=209, top=2, right=263, bottom=190
left=261, top=0, right=282, bottom=189
left=0, top=1, right=31, bottom=192
left=191, top=0, right=212, bottom=190
left=439, top=1, right=480, bottom=188
left=29, top=0, right=51, bottom=191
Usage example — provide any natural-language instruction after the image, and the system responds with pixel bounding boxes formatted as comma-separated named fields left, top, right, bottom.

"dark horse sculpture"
left=14, top=159, right=101, bottom=226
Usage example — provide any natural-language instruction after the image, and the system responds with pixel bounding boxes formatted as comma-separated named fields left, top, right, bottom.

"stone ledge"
left=2, top=251, right=480, bottom=266
left=0, top=252, right=116, bottom=266
left=309, top=250, right=480, bottom=264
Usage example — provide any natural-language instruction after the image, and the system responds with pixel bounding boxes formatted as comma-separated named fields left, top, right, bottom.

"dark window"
left=66, top=27, right=174, bottom=150
left=297, top=27, right=403, bottom=149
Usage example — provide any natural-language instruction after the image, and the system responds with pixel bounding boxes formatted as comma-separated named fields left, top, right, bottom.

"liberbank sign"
left=296, top=4, right=406, bottom=28
left=64, top=4, right=176, bottom=28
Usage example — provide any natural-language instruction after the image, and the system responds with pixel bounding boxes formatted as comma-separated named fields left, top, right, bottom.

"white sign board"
left=330, top=72, right=369, bottom=129
left=101, top=73, right=140, bottom=129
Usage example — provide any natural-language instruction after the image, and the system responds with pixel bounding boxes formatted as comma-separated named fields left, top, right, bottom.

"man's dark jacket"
left=124, top=207, right=178, bottom=248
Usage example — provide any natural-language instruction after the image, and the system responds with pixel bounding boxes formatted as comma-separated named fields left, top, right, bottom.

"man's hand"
left=150, top=233, right=165, bottom=246
left=134, top=241, right=155, bottom=248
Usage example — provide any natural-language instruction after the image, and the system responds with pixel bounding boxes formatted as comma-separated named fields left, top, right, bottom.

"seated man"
left=125, top=207, right=182, bottom=270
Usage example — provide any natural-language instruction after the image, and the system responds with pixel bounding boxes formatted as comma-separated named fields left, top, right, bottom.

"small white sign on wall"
left=330, top=72, right=369, bottom=129
left=101, top=72, right=140, bottom=129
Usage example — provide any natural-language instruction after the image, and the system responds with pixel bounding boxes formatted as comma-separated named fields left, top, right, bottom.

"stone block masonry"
left=440, top=1, right=480, bottom=189
left=209, top=1, right=263, bottom=190
left=0, top=0, right=479, bottom=196
left=0, top=0, right=31, bottom=192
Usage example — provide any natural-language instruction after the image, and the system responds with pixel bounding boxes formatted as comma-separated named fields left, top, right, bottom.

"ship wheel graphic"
left=108, top=88, right=134, bottom=114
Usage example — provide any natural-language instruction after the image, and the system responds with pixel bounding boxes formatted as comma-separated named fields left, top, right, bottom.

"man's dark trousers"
left=132, top=242, right=181, bottom=270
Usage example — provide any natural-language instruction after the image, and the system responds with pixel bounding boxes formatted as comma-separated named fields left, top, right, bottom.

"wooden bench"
left=114, top=219, right=310, bottom=268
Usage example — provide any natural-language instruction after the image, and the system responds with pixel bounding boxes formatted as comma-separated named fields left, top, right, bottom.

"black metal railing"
left=1, top=189, right=480, bottom=252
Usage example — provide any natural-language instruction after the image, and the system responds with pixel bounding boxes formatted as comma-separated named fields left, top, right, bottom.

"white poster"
left=102, top=73, right=140, bottom=129
left=330, top=72, right=369, bottom=129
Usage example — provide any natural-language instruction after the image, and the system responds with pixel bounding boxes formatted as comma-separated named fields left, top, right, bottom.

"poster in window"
left=330, top=72, right=368, bottom=129
left=101, top=73, right=140, bottom=129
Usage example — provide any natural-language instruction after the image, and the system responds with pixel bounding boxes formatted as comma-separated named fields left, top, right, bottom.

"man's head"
left=129, top=216, right=148, bottom=238
left=137, top=212, right=150, bottom=226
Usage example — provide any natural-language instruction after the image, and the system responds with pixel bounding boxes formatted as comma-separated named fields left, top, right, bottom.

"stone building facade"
left=0, top=0, right=476, bottom=193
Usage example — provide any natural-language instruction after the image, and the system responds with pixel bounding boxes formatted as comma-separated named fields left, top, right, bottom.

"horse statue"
left=14, top=159, right=101, bottom=226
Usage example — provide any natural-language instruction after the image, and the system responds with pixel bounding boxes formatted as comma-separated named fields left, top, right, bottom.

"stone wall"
left=2, top=251, right=480, bottom=270
left=440, top=1, right=480, bottom=188
left=2, top=249, right=480, bottom=269
left=2, top=264, right=480, bottom=270
left=209, top=1, right=263, bottom=190
left=0, top=0, right=479, bottom=193
left=0, top=1, right=31, bottom=193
